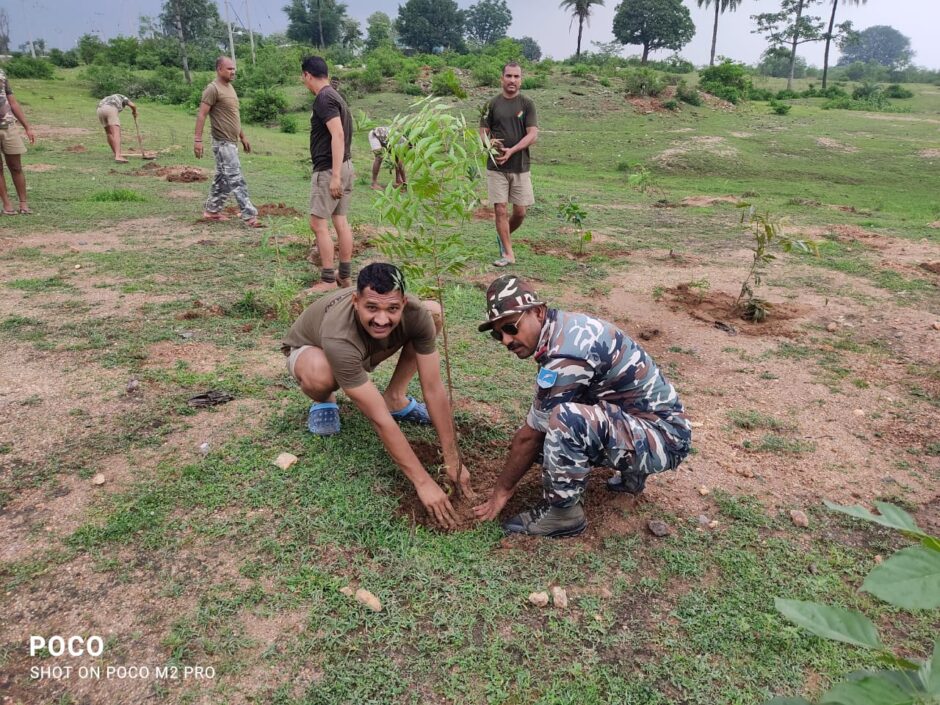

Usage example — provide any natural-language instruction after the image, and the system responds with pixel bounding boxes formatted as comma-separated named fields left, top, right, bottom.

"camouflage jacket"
left=526, top=309, right=691, bottom=447
left=0, top=70, right=14, bottom=127
left=98, top=94, right=131, bottom=111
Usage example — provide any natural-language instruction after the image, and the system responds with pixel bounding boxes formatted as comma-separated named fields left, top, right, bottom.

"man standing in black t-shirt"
left=301, top=56, right=355, bottom=292
left=479, top=61, right=539, bottom=268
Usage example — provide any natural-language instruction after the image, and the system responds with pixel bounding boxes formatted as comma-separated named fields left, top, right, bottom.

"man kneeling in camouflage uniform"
left=473, top=275, right=692, bottom=537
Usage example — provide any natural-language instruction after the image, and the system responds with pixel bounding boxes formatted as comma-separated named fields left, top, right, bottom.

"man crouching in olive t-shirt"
left=281, top=262, right=474, bottom=529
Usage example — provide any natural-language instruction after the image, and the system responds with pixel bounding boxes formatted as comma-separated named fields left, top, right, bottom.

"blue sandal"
left=390, top=396, right=431, bottom=425
left=307, top=402, right=341, bottom=436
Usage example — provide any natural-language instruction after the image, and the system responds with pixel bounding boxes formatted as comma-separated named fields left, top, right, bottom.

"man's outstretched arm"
left=473, top=423, right=544, bottom=521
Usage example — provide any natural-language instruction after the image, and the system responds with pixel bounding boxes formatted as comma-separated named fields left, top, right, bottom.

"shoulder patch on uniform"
left=536, top=367, right=558, bottom=389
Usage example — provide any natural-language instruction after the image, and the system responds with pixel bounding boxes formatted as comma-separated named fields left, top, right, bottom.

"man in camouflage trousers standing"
left=193, top=57, right=262, bottom=228
left=473, top=275, right=692, bottom=537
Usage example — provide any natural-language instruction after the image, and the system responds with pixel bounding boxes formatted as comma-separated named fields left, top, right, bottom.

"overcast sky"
left=4, top=0, right=939, bottom=69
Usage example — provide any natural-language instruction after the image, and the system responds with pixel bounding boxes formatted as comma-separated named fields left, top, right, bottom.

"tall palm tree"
left=822, top=0, right=866, bottom=89
left=697, top=0, right=743, bottom=67
left=559, top=0, right=605, bottom=60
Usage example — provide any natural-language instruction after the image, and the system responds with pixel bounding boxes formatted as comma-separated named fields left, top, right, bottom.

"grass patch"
left=88, top=188, right=147, bottom=202
left=727, top=409, right=792, bottom=431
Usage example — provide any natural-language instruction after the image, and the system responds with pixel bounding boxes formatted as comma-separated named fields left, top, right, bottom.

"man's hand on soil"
left=416, top=480, right=459, bottom=530
left=473, top=488, right=511, bottom=522
left=445, top=463, right=477, bottom=502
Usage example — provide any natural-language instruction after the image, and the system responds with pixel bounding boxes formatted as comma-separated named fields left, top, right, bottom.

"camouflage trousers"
left=204, top=139, right=257, bottom=220
left=542, top=401, right=691, bottom=506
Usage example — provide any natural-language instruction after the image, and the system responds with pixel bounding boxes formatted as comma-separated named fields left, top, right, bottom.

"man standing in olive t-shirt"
left=281, top=263, right=473, bottom=529
left=479, top=61, right=539, bottom=267
left=301, top=55, right=354, bottom=293
left=194, top=57, right=262, bottom=228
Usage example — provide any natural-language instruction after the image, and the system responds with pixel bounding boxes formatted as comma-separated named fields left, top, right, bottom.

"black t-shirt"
left=480, top=93, right=538, bottom=173
left=310, top=86, right=352, bottom=172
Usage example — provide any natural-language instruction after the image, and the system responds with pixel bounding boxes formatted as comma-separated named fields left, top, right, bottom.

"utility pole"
left=244, top=0, right=256, bottom=65
left=223, top=0, right=236, bottom=65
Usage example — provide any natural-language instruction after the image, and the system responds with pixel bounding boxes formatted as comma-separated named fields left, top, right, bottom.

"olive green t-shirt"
left=480, top=93, right=537, bottom=173
left=201, top=79, right=241, bottom=142
left=281, top=288, right=437, bottom=389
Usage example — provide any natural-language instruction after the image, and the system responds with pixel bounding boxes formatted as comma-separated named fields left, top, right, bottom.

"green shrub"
left=469, top=56, right=502, bottom=87
left=356, top=63, right=383, bottom=93
left=884, top=83, right=913, bottom=99
left=769, top=99, right=791, bottom=115
left=279, top=114, right=298, bottom=133
left=521, top=75, right=546, bottom=90
left=89, top=189, right=146, bottom=202
left=747, top=87, right=774, bottom=101
left=659, top=54, right=694, bottom=73
left=570, top=63, right=591, bottom=78
left=400, top=82, right=424, bottom=96
left=431, top=69, right=466, bottom=99
left=775, top=89, right=799, bottom=100
left=366, top=46, right=406, bottom=77
left=663, top=99, right=679, bottom=111
left=83, top=64, right=141, bottom=97
left=676, top=79, right=701, bottom=105
left=48, top=49, right=80, bottom=68
left=624, top=68, right=664, bottom=97
left=852, top=81, right=882, bottom=100
left=2, top=57, right=55, bottom=79
left=243, top=88, right=288, bottom=123
left=698, top=60, right=752, bottom=104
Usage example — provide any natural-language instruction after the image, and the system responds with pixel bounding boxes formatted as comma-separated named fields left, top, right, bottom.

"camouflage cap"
left=478, top=275, right=545, bottom=332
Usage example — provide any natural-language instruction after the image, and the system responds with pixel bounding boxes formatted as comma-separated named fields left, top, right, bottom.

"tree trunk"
left=642, top=44, right=649, bottom=64
left=173, top=0, right=192, bottom=85
left=576, top=14, right=584, bottom=58
left=709, top=1, right=719, bottom=66
left=316, top=0, right=324, bottom=48
left=787, top=0, right=805, bottom=91
left=822, top=0, right=838, bottom=89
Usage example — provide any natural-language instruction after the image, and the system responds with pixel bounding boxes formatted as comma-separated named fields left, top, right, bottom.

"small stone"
left=932, top=322, right=940, bottom=331
left=551, top=586, right=569, bottom=608
left=853, top=408, right=865, bottom=417
left=339, top=586, right=354, bottom=597
left=528, top=591, right=549, bottom=607
left=826, top=322, right=838, bottom=332
left=126, top=379, right=140, bottom=393
left=697, top=514, right=711, bottom=527
left=647, top=520, right=671, bottom=537
left=708, top=520, right=719, bottom=529
left=198, top=442, right=210, bottom=456
left=74, top=264, right=82, bottom=270
left=180, top=331, right=193, bottom=339
left=874, top=554, right=883, bottom=564
left=808, top=563, right=819, bottom=575
left=790, top=509, right=809, bottom=528
left=274, top=452, right=298, bottom=470
left=91, top=473, right=106, bottom=486
left=354, top=588, right=382, bottom=612
left=690, top=421, right=704, bottom=428
left=698, top=485, right=711, bottom=496
left=739, top=467, right=754, bottom=478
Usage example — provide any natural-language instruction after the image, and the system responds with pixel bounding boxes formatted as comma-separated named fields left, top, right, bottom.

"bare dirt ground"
left=2, top=207, right=938, bottom=702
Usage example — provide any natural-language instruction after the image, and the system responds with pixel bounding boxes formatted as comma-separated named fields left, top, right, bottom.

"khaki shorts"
left=286, top=345, right=313, bottom=379
left=486, top=170, right=534, bottom=207
left=96, top=105, right=121, bottom=128
left=310, top=160, right=354, bottom=218
left=0, top=127, right=27, bottom=155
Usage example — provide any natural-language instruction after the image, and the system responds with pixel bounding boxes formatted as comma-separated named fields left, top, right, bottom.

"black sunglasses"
left=489, top=309, right=529, bottom=341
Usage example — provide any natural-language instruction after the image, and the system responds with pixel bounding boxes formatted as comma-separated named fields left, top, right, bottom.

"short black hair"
left=357, top=263, right=406, bottom=296
left=301, top=55, right=329, bottom=78
left=502, top=61, right=522, bottom=75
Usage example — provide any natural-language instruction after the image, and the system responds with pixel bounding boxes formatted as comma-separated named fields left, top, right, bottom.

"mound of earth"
left=664, top=282, right=807, bottom=337
left=223, top=202, right=301, bottom=217
left=127, top=162, right=207, bottom=182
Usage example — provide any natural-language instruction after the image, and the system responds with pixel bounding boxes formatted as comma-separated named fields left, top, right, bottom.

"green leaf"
left=862, top=546, right=940, bottom=609
left=820, top=674, right=915, bottom=705
left=876, top=653, right=923, bottom=672
left=922, top=638, right=940, bottom=695
left=774, top=598, right=883, bottom=649
left=824, top=500, right=926, bottom=537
